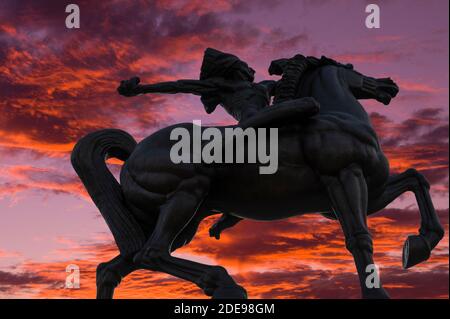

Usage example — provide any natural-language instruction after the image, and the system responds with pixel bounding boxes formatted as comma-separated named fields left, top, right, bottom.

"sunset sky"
left=0, top=0, right=448, bottom=299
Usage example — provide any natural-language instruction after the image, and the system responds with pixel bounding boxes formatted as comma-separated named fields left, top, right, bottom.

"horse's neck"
left=301, top=66, right=371, bottom=124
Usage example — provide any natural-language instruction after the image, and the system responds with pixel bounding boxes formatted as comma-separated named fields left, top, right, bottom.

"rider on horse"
left=118, top=48, right=399, bottom=240
left=73, top=47, right=443, bottom=300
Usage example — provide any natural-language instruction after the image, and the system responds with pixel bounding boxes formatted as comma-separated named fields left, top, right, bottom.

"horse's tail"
left=71, top=129, right=146, bottom=257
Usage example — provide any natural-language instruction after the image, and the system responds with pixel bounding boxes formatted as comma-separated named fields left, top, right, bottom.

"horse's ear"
left=268, top=58, right=288, bottom=75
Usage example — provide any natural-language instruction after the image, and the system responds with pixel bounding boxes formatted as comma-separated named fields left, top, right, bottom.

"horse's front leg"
left=367, top=169, right=444, bottom=269
left=321, top=164, right=389, bottom=299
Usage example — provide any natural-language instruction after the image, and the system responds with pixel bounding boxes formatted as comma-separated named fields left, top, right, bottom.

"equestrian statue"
left=71, top=48, right=444, bottom=299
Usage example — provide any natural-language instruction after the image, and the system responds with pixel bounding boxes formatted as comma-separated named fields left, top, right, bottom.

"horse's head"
left=366, top=77, right=399, bottom=105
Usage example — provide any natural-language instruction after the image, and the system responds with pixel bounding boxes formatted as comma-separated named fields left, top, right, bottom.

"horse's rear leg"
left=322, top=164, right=389, bottom=299
left=96, top=255, right=136, bottom=299
left=134, top=175, right=247, bottom=299
left=368, top=169, right=444, bottom=269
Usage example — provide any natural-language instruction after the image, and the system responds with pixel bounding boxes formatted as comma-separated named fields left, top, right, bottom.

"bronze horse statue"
left=72, top=49, right=444, bottom=299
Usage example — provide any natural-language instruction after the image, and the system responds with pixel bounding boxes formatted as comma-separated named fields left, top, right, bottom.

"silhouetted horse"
left=72, top=61, right=444, bottom=299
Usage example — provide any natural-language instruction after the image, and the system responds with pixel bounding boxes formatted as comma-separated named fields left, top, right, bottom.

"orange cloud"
left=1, top=208, right=446, bottom=299
left=0, top=0, right=447, bottom=300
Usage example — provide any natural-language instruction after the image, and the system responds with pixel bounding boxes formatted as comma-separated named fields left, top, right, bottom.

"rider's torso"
left=218, top=82, right=270, bottom=121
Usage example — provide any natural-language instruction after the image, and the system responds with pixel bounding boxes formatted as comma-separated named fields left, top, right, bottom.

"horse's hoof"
left=402, top=235, right=431, bottom=269
left=212, top=285, right=248, bottom=299
left=363, top=287, right=390, bottom=299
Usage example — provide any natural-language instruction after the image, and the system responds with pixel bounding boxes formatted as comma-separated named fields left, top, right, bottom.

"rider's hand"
left=117, top=77, right=141, bottom=97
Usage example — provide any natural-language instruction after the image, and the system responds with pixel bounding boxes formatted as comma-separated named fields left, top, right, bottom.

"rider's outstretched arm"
left=118, top=77, right=219, bottom=97
left=138, top=79, right=219, bottom=95
left=341, top=68, right=399, bottom=105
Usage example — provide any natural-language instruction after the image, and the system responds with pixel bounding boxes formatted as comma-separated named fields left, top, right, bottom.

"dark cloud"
left=0, top=270, right=53, bottom=287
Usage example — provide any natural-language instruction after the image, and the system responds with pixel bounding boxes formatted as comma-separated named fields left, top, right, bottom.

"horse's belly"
left=207, top=164, right=330, bottom=220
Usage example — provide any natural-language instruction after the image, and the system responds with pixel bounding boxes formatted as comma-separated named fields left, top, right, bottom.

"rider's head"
left=200, top=48, right=255, bottom=82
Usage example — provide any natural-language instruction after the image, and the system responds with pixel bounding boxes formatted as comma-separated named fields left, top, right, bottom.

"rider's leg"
left=239, top=104, right=261, bottom=122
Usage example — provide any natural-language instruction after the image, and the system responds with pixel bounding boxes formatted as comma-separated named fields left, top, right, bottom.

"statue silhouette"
left=72, top=48, right=443, bottom=299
